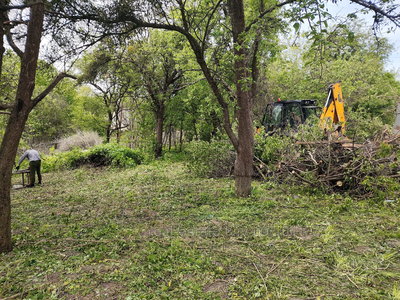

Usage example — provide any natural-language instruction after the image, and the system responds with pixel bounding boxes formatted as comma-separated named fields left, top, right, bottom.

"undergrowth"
left=42, top=143, right=143, bottom=172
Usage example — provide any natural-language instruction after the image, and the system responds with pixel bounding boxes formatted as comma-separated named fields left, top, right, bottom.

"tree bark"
left=154, top=103, right=164, bottom=158
left=229, top=0, right=254, bottom=197
left=106, top=109, right=112, bottom=143
left=0, top=0, right=10, bottom=79
left=0, top=105, right=31, bottom=252
left=179, top=119, right=183, bottom=151
left=0, top=2, right=44, bottom=253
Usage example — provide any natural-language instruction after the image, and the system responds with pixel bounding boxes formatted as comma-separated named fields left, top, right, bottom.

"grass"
left=1, top=159, right=400, bottom=299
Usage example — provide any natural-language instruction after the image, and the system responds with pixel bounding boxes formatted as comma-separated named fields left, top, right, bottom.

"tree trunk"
left=0, top=107, right=30, bottom=252
left=106, top=110, right=113, bottom=143
left=0, top=2, right=44, bottom=253
left=154, top=103, right=164, bottom=158
left=0, top=0, right=6, bottom=79
left=179, top=119, right=183, bottom=151
left=168, top=124, right=172, bottom=151
left=230, top=0, right=254, bottom=197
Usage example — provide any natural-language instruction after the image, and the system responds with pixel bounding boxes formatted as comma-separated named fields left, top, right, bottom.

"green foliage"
left=254, top=121, right=322, bottom=168
left=86, top=143, right=143, bottom=167
left=43, top=144, right=143, bottom=172
left=361, top=176, right=400, bottom=201
left=70, top=86, right=107, bottom=135
left=42, top=148, right=86, bottom=172
left=254, top=133, right=292, bottom=166
left=0, top=50, right=19, bottom=103
left=185, top=140, right=235, bottom=177
left=345, top=109, right=387, bottom=141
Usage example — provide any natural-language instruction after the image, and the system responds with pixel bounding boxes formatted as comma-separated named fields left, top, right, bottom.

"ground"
left=1, top=159, right=399, bottom=299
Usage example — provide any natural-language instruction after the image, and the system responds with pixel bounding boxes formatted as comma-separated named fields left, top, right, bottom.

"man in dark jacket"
left=16, top=149, right=42, bottom=187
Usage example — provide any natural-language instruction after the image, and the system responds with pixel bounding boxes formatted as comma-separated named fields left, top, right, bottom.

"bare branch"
left=350, top=0, right=400, bottom=27
left=6, top=30, right=23, bottom=58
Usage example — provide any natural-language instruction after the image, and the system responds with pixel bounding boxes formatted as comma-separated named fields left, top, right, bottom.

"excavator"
left=261, top=82, right=346, bottom=134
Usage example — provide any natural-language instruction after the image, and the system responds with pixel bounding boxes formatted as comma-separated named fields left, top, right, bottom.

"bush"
left=86, top=144, right=143, bottom=167
left=43, top=143, right=143, bottom=172
left=185, top=140, right=235, bottom=178
left=254, top=133, right=292, bottom=167
left=42, top=148, right=86, bottom=172
left=57, top=131, right=102, bottom=152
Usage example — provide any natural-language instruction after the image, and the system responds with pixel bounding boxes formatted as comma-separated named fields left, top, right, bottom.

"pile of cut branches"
left=256, top=130, right=400, bottom=197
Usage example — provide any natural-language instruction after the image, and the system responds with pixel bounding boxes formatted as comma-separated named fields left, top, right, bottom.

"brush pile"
left=256, top=130, right=400, bottom=197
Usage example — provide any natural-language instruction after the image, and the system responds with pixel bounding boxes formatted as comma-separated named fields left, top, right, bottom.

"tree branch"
left=202, top=0, right=224, bottom=53
left=32, top=73, right=76, bottom=107
left=245, top=0, right=297, bottom=33
left=350, top=0, right=400, bottom=27
left=0, top=102, right=12, bottom=110
left=0, top=4, right=33, bottom=12
left=6, top=30, right=23, bottom=58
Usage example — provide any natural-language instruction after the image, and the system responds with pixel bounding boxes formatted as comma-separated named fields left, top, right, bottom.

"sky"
left=327, top=1, right=400, bottom=78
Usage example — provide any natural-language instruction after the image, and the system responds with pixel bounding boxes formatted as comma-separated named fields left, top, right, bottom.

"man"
left=16, top=149, right=42, bottom=187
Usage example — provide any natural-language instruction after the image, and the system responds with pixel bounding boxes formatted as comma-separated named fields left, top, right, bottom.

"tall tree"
left=126, top=32, right=186, bottom=158
left=79, top=40, right=131, bottom=143
left=0, top=2, right=74, bottom=253
left=79, top=43, right=131, bottom=143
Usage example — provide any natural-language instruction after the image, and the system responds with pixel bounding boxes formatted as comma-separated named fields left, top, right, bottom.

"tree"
left=0, top=2, right=74, bottom=253
left=79, top=43, right=131, bottom=143
left=126, top=31, right=187, bottom=158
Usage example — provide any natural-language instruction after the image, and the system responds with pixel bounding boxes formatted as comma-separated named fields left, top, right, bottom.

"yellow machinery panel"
left=320, top=82, right=346, bottom=133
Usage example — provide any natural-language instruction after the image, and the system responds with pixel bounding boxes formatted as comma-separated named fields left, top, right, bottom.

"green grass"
left=1, top=160, right=400, bottom=299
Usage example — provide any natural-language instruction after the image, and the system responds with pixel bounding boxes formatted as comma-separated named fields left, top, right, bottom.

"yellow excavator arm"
left=320, top=82, right=346, bottom=134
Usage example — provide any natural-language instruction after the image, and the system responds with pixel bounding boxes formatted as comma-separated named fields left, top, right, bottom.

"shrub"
left=361, top=176, right=400, bottom=201
left=185, top=140, right=235, bottom=178
left=57, top=131, right=102, bottom=152
left=86, top=144, right=143, bottom=167
left=254, top=133, right=292, bottom=167
left=43, top=143, right=143, bottom=172
left=42, top=148, right=86, bottom=172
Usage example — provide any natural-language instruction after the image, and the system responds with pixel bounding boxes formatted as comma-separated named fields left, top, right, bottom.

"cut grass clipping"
left=3, top=159, right=400, bottom=299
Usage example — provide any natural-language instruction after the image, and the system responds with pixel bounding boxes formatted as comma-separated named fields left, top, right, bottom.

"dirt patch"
left=46, top=272, right=61, bottom=284
left=203, top=279, right=231, bottom=298
left=386, top=239, right=400, bottom=248
left=94, top=282, right=124, bottom=298
left=65, top=282, right=125, bottom=300
left=353, top=245, right=373, bottom=254
left=80, top=263, right=118, bottom=274
left=287, top=226, right=314, bottom=240
left=135, top=209, right=159, bottom=220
